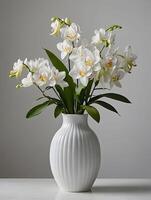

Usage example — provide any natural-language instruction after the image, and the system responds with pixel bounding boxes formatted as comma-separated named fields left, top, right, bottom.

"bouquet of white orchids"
left=9, top=17, right=137, bottom=122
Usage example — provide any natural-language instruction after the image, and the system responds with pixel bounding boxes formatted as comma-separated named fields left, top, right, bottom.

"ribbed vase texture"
left=50, top=114, right=101, bottom=192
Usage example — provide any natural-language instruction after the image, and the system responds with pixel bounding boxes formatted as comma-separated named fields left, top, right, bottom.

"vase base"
left=59, top=187, right=92, bottom=193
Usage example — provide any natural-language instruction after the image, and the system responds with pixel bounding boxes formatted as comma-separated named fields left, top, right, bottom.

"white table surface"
left=0, top=179, right=151, bottom=200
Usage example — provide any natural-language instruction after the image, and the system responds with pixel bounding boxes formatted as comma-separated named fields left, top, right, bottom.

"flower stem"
left=68, top=56, right=71, bottom=71
left=33, top=83, right=52, bottom=101
left=89, top=86, right=95, bottom=102
left=100, top=46, right=105, bottom=58
left=52, top=87, right=61, bottom=100
left=117, top=54, right=125, bottom=58
left=77, top=80, right=79, bottom=87
left=23, top=63, right=32, bottom=73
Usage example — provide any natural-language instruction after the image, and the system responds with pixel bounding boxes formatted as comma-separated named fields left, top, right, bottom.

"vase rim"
left=62, top=113, right=88, bottom=116
left=62, top=113, right=88, bottom=124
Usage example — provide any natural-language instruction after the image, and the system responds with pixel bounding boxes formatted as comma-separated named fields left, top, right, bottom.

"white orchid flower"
left=92, top=28, right=115, bottom=46
left=69, top=46, right=85, bottom=62
left=91, top=47, right=101, bottom=71
left=97, top=67, right=112, bottom=84
left=98, top=47, right=119, bottom=84
left=57, top=40, right=73, bottom=59
left=101, top=46, right=119, bottom=70
left=69, top=63, right=92, bottom=86
left=82, top=47, right=100, bottom=70
left=49, top=67, right=68, bottom=88
left=122, top=46, right=137, bottom=73
left=70, top=46, right=101, bottom=72
left=9, top=59, right=24, bottom=78
left=50, top=19, right=61, bottom=36
left=25, top=58, right=50, bottom=73
left=23, top=58, right=51, bottom=86
left=21, top=72, right=33, bottom=87
left=61, top=23, right=80, bottom=42
left=110, top=68, right=125, bottom=88
left=33, top=67, right=51, bottom=86
left=92, top=29, right=105, bottom=45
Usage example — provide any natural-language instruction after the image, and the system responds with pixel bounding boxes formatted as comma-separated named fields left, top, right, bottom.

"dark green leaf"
left=55, top=85, right=66, bottom=103
left=26, top=100, right=54, bottom=119
left=95, top=80, right=99, bottom=87
left=55, top=85, right=74, bottom=113
left=79, top=79, right=94, bottom=104
left=89, top=93, right=131, bottom=104
left=79, top=88, right=86, bottom=104
left=84, top=105, right=100, bottom=123
left=94, top=100, right=119, bottom=115
left=85, top=79, right=94, bottom=100
left=54, top=105, right=63, bottom=118
left=44, top=49, right=68, bottom=73
left=63, top=87, right=74, bottom=113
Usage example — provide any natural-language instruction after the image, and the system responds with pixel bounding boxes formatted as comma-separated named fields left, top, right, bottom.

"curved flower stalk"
left=9, top=17, right=137, bottom=122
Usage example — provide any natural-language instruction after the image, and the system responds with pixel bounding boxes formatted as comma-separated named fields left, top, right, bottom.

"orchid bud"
left=65, top=18, right=71, bottom=25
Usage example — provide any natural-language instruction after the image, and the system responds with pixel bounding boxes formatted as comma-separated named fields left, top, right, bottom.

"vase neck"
left=62, top=114, right=88, bottom=125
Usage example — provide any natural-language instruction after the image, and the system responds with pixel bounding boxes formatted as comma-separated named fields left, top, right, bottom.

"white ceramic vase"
left=50, top=114, right=101, bottom=192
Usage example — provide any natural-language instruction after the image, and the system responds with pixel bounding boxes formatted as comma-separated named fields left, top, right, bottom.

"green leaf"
left=55, top=85, right=71, bottom=113
left=26, top=100, right=54, bottom=119
left=84, top=105, right=100, bottom=123
left=44, top=49, right=75, bottom=113
left=44, top=49, right=68, bottom=73
left=85, top=79, right=94, bottom=100
left=79, top=79, right=93, bottom=104
left=106, top=24, right=122, bottom=32
left=94, top=80, right=99, bottom=87
left=78, top=87, right=86, bottom=104
left=94, top=100, right=119, bottom=115
left=63, top=87, right=74, bottom=113
left=89, top=93, right=131, bottom=104
left=54, top=105, right=63, bottom=118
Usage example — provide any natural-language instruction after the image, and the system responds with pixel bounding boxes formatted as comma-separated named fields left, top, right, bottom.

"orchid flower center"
left=79, top=70, right=86, bottom=77
left=85, top=57, right=94, bottom=67
left=39, top=74, right=48, bottom=82
left=64, top=46, right=72, bottom=53
left=105, top=58, right=113, bottom=68
left=66, top=30, right=76, bottom=40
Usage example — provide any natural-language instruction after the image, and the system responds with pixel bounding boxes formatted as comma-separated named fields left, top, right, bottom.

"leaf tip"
left=118, top=113, right=121, bottom=117
left=26, top=114, right=30, bottom=119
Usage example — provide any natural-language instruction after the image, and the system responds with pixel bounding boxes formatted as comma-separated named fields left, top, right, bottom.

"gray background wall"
left=0, top=0, right=151, bottom=178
